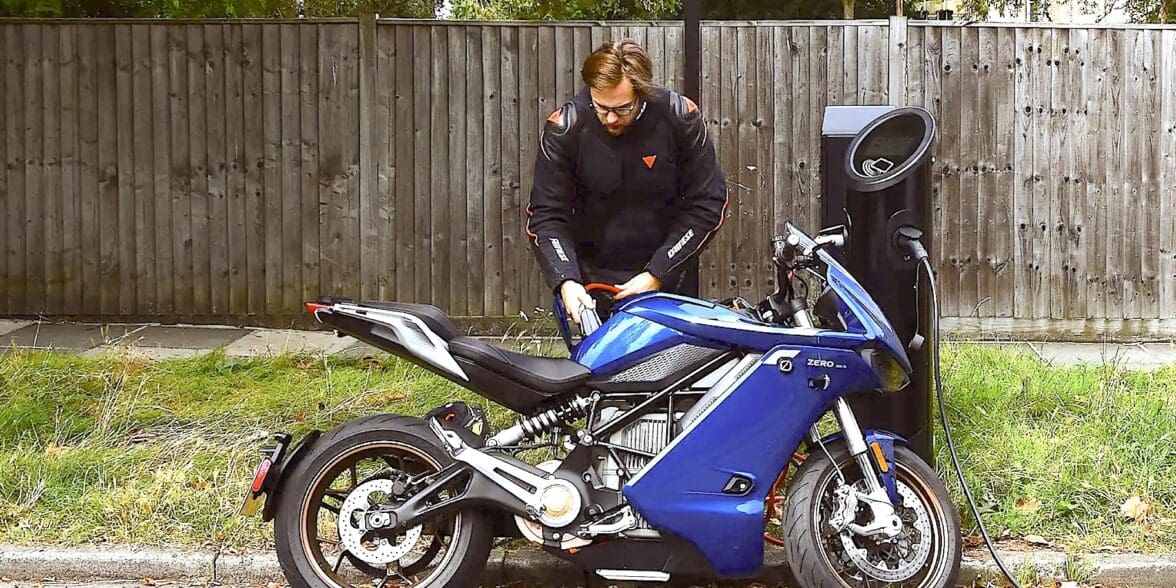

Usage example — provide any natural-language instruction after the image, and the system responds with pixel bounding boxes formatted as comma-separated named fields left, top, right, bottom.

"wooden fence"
left=1, top=18, right=1174, bottom=339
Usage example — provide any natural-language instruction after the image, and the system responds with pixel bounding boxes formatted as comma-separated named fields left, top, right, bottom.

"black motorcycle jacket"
left=525, top=87, right=728, bottom=294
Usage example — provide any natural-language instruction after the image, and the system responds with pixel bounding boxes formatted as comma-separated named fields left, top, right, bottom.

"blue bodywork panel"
left=620, top=346, right=883, bottom=577
left=554, top=225, right=913, bottom=578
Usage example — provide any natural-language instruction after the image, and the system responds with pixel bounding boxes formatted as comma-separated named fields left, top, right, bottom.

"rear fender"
left=260, top=430, right=322, bottom=522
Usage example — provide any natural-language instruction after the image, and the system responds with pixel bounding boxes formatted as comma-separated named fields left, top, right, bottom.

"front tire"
left=273, top=414, right=493, bottom=588
left=782, top=443, right=961, bottom=588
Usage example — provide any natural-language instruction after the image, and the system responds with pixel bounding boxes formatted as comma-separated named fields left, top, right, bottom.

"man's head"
left=581, top=40, right=653, bottom=136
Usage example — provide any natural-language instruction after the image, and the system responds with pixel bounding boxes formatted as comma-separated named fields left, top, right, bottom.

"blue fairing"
left=561, top=225, right=912, bottom=577
left=623, top=346, right=884, bottom=577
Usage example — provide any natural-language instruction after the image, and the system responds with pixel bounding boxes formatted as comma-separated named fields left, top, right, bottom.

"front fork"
left=819, top=398, right=905, bottom=539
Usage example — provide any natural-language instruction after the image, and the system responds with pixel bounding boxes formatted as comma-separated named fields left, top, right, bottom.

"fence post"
left=888, top=15, right=909, bottom=106
left=358, top=14, right=378, bottom=299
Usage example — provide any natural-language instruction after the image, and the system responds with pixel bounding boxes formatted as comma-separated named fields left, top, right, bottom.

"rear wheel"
left=274, top=415, right=493, bottom=588
left=782, top=443, right=961, bottom=588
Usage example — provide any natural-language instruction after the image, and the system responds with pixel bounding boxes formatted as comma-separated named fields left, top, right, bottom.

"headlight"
left=862, top=348, right=910, bottom=392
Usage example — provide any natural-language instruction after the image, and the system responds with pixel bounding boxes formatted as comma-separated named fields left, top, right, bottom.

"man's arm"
left=526, top=102, right=584, bottom=291
left=644, top=92, right=729, bottom=282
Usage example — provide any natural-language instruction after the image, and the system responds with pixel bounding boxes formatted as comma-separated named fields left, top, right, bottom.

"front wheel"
left=273, top=414, right=493, bottom=588
left=782, top=443, right=961, bottom=588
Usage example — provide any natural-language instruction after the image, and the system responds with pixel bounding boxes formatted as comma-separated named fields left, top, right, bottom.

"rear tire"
left=782, top=443, right=961, bottom=588
left=273, top=414, right=493, bottom=588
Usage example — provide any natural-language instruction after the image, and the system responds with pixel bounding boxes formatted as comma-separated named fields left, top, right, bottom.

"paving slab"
left=121, top=326, right=250, bottom=350
left=1, top=323, right=141, bottom=351
left=82, top=347, right=210, bottom=361
left=1030, top=342, right=1176, bottom=369
left=222, top=329, right=356, bottom=357
left=0, top=320, right=32, bottom=338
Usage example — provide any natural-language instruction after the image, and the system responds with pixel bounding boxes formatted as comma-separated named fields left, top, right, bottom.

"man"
left=526, top=40, right=728, bottom=322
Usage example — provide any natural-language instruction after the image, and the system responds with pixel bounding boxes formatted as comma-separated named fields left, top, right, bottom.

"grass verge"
left=0, top=344, right=1171, bottom=552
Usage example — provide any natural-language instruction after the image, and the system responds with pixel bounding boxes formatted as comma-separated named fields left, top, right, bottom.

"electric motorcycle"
left=240, top=223, right=962, bottom=587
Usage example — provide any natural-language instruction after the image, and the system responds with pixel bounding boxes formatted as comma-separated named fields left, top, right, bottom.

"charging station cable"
left=898, top=228, right=1023, bottom=588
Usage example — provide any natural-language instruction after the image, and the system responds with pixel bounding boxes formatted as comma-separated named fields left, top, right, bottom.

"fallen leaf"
left=1015, top=497, right=1042, bottom=514
left=44, top=443, right=67, bottom=457
left=962, top=534, right=983, bottom=548
left=1023, top=534, right=1052, bottom=546
left=1120, top=494, right=1153, bottom=522
left=142, top=578, right=156, bottom=586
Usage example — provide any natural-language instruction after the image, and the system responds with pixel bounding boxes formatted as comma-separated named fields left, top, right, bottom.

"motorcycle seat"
left=447, top=336, right=590, bottom=395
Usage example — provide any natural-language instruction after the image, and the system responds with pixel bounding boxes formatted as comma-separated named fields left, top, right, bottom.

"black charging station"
left=820, top=106, right=938, bottom=464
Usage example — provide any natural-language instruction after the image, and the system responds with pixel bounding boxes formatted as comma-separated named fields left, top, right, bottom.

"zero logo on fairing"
left=807, top=358, right=844, bottom=369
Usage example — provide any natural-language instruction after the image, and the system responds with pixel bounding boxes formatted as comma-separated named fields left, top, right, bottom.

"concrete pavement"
left=3, top=543, right=1174, bottom=587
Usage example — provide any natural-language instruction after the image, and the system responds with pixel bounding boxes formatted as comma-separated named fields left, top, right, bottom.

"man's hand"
left=614, top=272, right=662, bottom=300
left=560, top=281, right=596, bottom=324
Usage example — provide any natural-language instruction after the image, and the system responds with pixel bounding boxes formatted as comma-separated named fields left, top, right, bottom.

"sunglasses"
left=590, top=100, right=639, bottom=117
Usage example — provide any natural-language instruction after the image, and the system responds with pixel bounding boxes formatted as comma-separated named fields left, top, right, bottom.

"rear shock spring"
left=489, top=395, right=594, bottom=447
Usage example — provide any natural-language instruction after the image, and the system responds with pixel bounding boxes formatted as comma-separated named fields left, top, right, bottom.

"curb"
left=3, top=545, right=1175, bottom=587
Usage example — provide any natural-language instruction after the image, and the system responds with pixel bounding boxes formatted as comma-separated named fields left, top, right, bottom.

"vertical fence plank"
left=807, top=26, right=828, bottom=232
left=77, top=25, right=99, bottom=316
left=1161, top=31, right=1176, bottom=320
left=260, top=24, right=282, bottom=316
left=127, top=25, right=154, bottom=316
left=0, top=26, right=7, bottom=314
left=734, top=26, right=755, bottom=299
left=393, top=25, right=415, bottom=304
left=429, top=25, right=452, bottom=310
left=1047, top=28, right=1067, bottom=319
left=277, top=23, right=302, bottom=311
left=60, top=25, right=81, bottom=315
left=939, top=26, right=962, bottom=317
left=205, top=24, right=228, bottom=316
left=1139, top=29, right=1161, bottom=320
left=1086, top=29, right=1108, bottom=319
left=992, top=26, right=1016, bottom=317
left=186, top=25, right=210, bottom=316
left=241, top=25, right=263, bottom=316
left=300, top=24, right=321, bottom=305
left=149, top=27, right=173, bottom=317
left=666, top=24, right=684, bottom=93
left=225, top=24, right=248, bottom=317
left=115, top=25, right=135, bottom=315
left=1106, top=30, right=1127, bottom=319
left=923, top=26, right=944, bottom=294
left=25, top=24, right=46, bottom=314
left=1029, top=28, right=1052, bottom=319
left=771, top=25, right=791, bottom=239
left=7, top=26, right=28, bottom=314
left=1063, top=29, right=1089, bottom=319
left=168, top=25, right=192, bottom=316
left=827, top=24, right=844, bottom=106
left=843, top=24, right=859, bottom=105
left=756, top=25, right=774, bottom=295
left=447, top=25, right=469, bottom=315
left=374, top=23, right=395, bottom=301
left=516, top=25, right=537, bottom=318
left=975, top=27, right=996, bottom=317
left=464, top=25, right=485, bottom=316
left=958, top=26, right=979, bottom=318
left=359, top=17, right=378, bottom=301
left=1119, top=29, right=1141, bottom=320
left=482, top=26, right=503, bottom=315
left=97, top=25, right=122, bottom=315
left=500, top=26, right=521, bottom=317
left=412, top=26, right=433, bottom=305
left=43, top=26, right=63, bottom=314
left=716, top=25, right=738, bottom=295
